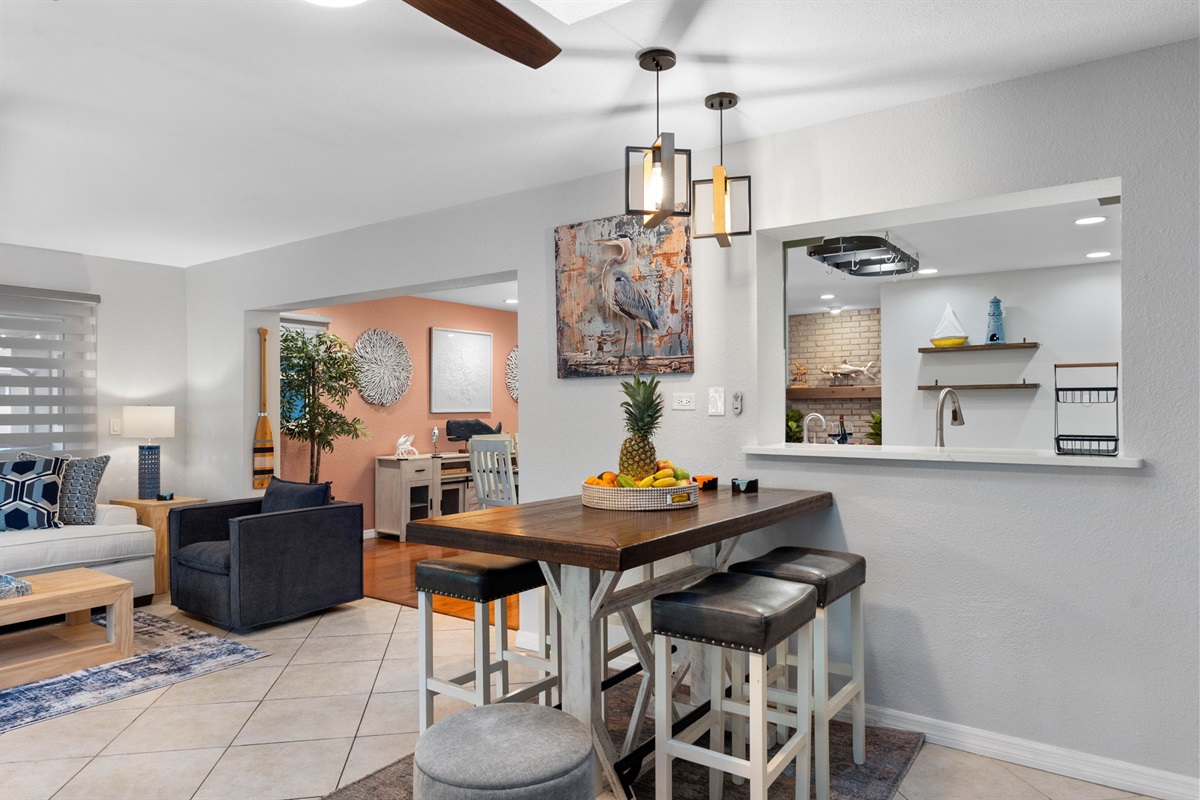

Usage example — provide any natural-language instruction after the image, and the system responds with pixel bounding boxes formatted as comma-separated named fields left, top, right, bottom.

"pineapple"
left=618, top=375, right=664, bottom=480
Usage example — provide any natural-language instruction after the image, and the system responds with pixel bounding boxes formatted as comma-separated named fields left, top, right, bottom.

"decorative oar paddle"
left=253, top=327, right=274, bottom=489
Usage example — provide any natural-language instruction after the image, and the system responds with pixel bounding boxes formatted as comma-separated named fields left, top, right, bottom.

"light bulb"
left=1086, top=251, right=1112, bottom=259
left=648, top=162, right=664, bottom=208
left=1075, top=216, right=1107, bottom=225
left=723, top=180, right=732, bottom=229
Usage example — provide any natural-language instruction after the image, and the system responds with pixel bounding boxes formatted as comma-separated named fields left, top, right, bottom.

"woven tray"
left=580, top=481, right=699, bottom=511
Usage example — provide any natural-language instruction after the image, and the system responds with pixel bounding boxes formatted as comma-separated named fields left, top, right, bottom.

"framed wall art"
left=554, top=214, right=693, bottom=378
left=429, top=328, right=492, bottom=413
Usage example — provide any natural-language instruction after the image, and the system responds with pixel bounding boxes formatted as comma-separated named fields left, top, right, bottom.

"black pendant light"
left=624, top=48, right=692, bottom=228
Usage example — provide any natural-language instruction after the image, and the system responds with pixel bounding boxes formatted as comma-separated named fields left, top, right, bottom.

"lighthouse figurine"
left=986, top=297, right=1006, bottom=344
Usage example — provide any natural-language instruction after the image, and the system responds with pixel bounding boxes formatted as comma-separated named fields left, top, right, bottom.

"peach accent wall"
left=279, top=296, right=518, bottom=529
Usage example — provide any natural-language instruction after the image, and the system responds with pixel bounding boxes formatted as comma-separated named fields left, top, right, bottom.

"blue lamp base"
left=137, top=444, right=161, bottom=500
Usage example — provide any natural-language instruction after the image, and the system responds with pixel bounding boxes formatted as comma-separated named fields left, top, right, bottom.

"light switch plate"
left=672, top=392, right=696, bottom=410
left=708, top=387, right=725, bottom=416
left=110, top=418, right=122, bottom=435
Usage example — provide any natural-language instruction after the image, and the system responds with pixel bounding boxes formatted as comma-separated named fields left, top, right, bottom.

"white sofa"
left=0, top=504, right=156, bottom=600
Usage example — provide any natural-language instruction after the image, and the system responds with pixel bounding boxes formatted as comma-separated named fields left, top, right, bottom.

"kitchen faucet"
left=802, top=412, right=827, bottom=444
left=935, top=388, right=965, bottom=447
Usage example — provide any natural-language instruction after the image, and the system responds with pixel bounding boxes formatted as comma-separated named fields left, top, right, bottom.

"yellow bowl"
left=930, top=337, right=968, bottom=347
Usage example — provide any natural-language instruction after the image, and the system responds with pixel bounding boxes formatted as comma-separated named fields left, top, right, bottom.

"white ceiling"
left=786, top=198, right=1122, bottom=315
left=412, top=280, right=519, bottom=311
left=1, top=0, right=1193, bottom=267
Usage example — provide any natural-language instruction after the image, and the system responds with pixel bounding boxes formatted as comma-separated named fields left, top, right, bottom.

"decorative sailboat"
left=930, top=303, right=968, bottom=347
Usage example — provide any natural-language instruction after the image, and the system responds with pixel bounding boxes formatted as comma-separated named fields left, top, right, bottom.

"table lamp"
left=122, top=405, right=175, bottom=499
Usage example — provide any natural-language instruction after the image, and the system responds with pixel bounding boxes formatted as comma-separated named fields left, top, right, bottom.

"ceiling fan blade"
left=403, top=0, right=561, bottom=69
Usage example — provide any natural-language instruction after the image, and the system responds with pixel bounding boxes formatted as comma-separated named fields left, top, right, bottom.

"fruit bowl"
left=581, top=481, right=699, bottom=511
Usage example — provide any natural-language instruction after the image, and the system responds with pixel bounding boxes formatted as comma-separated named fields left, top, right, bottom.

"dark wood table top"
left=406, top=487, right=833, bottom=571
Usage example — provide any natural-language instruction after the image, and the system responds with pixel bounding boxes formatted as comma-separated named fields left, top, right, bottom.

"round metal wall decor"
left=354, top=328, right=412, bottom=406
left=505, top=347, right=519, bottom=401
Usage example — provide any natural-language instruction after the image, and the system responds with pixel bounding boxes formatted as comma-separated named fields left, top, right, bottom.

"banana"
left=637, top=475, right=656, bottom=488
left=653, top=467, right=675, bottom=480
left=653, top=477, right=678, bottom=487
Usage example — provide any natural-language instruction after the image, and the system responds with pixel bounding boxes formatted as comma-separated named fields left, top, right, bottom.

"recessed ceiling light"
left=917, top=268, right=938, bottom=275
left=1086, top=251, right=1112, bottom=259
left=306, top=0, right=367, bottom=7
left=504, top=298, right=518, bottom=305
left=828, top=306, right=842, bottom=315
left=1075, top=216, right=1107, bottom=225
left=820, top=294, right=835, bottom=300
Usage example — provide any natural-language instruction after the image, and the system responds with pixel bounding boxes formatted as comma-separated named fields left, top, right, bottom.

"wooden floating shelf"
left=918, top=342, right=1040, bottom=353
left=787, top=385, right=882, bottom=400
left=917, top=383, right=1040, bottom=391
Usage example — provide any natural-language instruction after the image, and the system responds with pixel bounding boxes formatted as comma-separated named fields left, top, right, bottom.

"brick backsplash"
left=787, top=308, right=882, bottom=444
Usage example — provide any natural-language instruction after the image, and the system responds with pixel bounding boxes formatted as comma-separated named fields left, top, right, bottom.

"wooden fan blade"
left=403, top=0, right=561, bottom=69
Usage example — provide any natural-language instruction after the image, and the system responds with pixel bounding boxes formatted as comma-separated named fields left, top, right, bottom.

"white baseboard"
left=596, top=655, right=1196, bottom=800
left=857, top=705, right=1198, bottom=800
left=512, top=631, right=1197, bottom=800
left=362, top=528, right=376, bottom=539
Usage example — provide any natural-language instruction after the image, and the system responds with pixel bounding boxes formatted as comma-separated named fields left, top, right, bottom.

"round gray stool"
left=413, top=703, right=594, bottom=800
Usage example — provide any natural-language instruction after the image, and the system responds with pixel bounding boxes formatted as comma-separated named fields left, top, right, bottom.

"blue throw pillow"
left=20, top=452, right=111, bottom=525
left=261, top=476, right=331, bottom=513
left=0, top=457, right=68, bottom=531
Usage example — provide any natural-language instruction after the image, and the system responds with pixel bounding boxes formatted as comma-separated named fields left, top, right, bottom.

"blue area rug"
left=0, top=610, right=266, bottom=733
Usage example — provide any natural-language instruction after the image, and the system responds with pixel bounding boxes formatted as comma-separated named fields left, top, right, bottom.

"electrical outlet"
left=708, top=387, right=726, bottom=416
left=109, top=418, right=122, bottom=435
left=672, top=392, right=696, bottom=410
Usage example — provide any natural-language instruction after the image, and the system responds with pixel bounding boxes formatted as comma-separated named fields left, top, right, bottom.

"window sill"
left=744, top=443, right=1144, bottom=469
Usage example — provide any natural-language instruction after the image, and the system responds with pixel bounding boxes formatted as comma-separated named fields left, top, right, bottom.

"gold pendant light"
left=692, top=92, right=751, bottom=246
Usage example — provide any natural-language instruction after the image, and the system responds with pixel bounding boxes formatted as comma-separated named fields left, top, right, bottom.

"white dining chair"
left=468, top=437, right=518, bottom=508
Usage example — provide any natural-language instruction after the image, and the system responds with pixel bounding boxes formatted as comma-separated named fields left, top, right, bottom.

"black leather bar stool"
left=416, top=553, right=557, bottom=732
left=730, top=547, right=866, bottom=800
left=651, top=571, right=817, bottom=800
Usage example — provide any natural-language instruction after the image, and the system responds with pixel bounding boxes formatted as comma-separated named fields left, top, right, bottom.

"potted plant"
left=279, top=328, right=368, bottom=483
left=866, top=411, right=883, bottom=445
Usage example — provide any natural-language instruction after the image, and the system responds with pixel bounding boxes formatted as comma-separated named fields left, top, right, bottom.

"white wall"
left=179, top=41, right=1197, bottom=791
left=0, top=244, right=189, bottom=502
left=881, top=262, right=1121, bottom=448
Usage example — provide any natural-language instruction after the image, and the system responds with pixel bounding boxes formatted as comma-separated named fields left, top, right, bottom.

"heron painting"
left=554, top=214, right=693, bottom=378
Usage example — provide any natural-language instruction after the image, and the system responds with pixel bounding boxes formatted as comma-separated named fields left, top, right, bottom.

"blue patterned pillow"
left=0, top=457, right=68, bottom=531
left=20, top=452, right=110, bottom=525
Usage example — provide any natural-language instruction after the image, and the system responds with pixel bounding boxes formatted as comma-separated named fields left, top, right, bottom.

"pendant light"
left=624, top=48, right=691, bottom=228
left=692, top=92, right=752, bottom=246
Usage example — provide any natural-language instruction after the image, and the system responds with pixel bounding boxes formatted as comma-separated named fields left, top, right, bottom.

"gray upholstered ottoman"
left=413, top=704, right=593, bottom=800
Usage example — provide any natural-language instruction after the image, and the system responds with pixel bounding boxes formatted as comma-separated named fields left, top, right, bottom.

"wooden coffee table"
left=0, top=568, right=134, bottom=690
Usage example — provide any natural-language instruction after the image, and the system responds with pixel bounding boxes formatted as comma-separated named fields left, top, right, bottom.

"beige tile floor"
left=0, top=596, right=1155, bottom=800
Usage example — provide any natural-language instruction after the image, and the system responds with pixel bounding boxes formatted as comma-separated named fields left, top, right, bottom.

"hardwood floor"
left=363, top=536, right=519, bottom=627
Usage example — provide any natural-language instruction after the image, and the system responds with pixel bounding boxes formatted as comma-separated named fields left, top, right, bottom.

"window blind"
left=0, top=285, right=100, bottom=457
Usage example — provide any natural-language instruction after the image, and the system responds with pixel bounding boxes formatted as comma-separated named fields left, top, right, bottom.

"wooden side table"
left=110, top=497, right=207, bottom=595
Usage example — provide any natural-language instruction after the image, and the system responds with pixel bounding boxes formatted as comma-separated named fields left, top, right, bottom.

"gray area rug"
left=0, top=610, right=266, bottom=733
left=327, top=677, right=923, bottom=800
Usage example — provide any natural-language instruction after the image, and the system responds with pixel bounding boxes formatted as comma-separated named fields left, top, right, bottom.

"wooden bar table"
left=407, top=486, right=833, bottom=795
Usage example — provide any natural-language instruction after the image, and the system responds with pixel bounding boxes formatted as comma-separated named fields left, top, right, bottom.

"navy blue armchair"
left=169, top=498, right=364, bottom=631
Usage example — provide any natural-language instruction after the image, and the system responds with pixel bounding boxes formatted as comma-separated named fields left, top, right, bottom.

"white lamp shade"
left=122, top=406, right=175, bottom=439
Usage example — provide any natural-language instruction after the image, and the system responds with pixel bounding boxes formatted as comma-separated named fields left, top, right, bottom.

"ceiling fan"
left=403, top=0, right=561, bottom=69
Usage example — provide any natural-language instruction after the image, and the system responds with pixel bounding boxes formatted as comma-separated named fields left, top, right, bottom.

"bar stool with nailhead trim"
left=651, top=571, right=817, bottom=800
left=730, top=547, right=866, bottom=800
left=416, top=553, right=557, bottom=732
